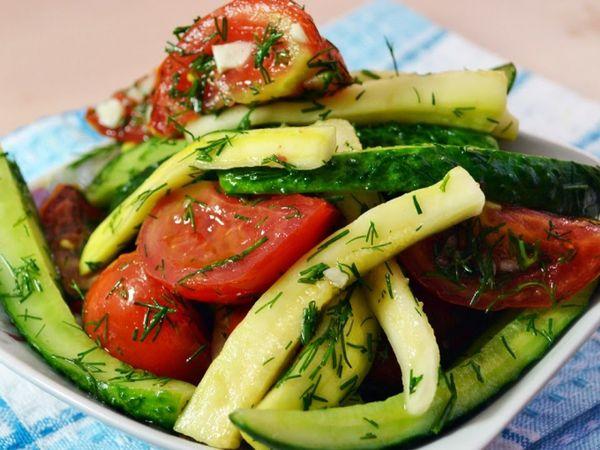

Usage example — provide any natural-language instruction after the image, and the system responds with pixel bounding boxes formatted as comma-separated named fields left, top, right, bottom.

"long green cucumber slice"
left=0, top=152, right=194, bottom=429
left=230, top=284, right=596, bottom=449
left=355, top=122, right=498, bottom=149
left=219, top=145, right=600, bottom=218
left=86, top=138, right=187, bottom=207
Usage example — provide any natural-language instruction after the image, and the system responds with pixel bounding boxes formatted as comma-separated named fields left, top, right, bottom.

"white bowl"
left=0, top=131, right=598, bottom=450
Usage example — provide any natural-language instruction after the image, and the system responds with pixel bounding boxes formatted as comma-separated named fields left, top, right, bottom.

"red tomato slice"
left=150, top=0, right=351, bottom=136
left=400, top=204, right=600, bottom=310
left=137, top=181, right=340, bottom=303
left=82, top=252, right=211, bottom=383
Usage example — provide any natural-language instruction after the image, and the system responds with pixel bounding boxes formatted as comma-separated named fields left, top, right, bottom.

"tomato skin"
left=137, top=181, right=340, bottom=303
left=150, top=0, right=351, bottom=136
left=211, top=304, right=251, bottom=358
left=400, top=205, right=600, bottom=310
left=82, top=252, right=211, bottom=383
left=86, top=83, right=153, bottom=143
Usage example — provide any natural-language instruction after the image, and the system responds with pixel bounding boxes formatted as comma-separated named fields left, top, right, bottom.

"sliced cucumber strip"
left=244, top=288, right=379, bottom=449
left=355, top=122, right=499, bottom=149
left=187, top=70, right=511, bottom=138
left=0, top=153, right=194, bottom=429
left=366, top=261, right=439, bottom=415
left=219, top=145, right=600, bottom=218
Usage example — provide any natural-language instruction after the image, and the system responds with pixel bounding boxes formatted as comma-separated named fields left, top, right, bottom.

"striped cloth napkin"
left=1, top=0, right=598, bottom=448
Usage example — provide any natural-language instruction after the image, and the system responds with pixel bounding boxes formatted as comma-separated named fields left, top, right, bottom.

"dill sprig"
left=431, top=219, right=510, bottom=307
left=131, top=183, right=168, bottom=212
left=255, top=291, right=283, bottom=314
left=338, top=262, right=371, bottom=291
left=178, top=237, right=268, bottom=284
left=193, top=134, right=236, bottom=162
left=408, top=369, right=424, bottom=394
left=206, top=16, right=228, bottom=42
left=308, top=230, right=350, bottom=261
left=301, top=301, right=319, bottom=345
left=298, top=263, right=330, bottom=284
left=384, top=37, right=399, bottom=76
left=306, top=46, right=349, bottom=94
left=346, top=221, right=378, bottom=245
left=278, top=290, right=358, bottom=392
left=261, top=154, right=297, bottom=170
left=508, top=231, right=540, bottom=270
left=0, top=255, right=42, bottom=303
left=133, top=297, right=177, bottom=342
left=55, top=346, right=106, bottom=379
left=431, top=372, right=456, bottom=433
left=254, top=23, right=283, bottom=84
left=186, top=343, right=208, bottom=364
left=452, top=106, right=476, bottom=118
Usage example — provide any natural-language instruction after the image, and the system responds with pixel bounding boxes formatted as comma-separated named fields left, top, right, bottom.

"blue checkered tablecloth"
left=1, top=1, right=599, bottom=448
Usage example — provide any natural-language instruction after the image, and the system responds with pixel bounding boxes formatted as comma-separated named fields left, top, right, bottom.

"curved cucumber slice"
left=219, top=145, right=600, bottom=218
left=258, top=288, right=378, bottom=412
left=230, top=284, right=595, bottom=449
left=0, top=153, right=194, bottom=428
left=366, top=261, right=439, bottom=416
left=245, top=288, right=379, bottom=449
left=86, top=138, right=187, bottom=207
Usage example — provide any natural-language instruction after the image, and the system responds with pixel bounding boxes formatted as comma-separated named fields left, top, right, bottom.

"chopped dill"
left=298, top=263, right=330, bottom=284
left=384, top=37, right=399, bottom=76
left=308, top=230, right=350, bottom=261
left=412, top=195, right=423, bottom=215
left=254, top=23, right=283, bottom=83
left=178, top=237, right=268, bottom=284
left=255, top=292, right=283, bottom=314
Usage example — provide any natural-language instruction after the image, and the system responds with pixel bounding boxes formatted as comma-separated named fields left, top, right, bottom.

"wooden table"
left=1, top=0, right=598, bottom=135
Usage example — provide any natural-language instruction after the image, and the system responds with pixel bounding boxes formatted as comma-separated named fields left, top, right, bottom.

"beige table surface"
left=1, top=0, right=599, bottom=136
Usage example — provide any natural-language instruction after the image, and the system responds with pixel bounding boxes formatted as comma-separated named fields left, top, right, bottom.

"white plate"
left=0, top=131, right=598, bottom=450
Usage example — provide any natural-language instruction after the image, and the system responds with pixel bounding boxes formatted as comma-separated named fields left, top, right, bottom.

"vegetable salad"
left=1, top=1, right=599, bottom=449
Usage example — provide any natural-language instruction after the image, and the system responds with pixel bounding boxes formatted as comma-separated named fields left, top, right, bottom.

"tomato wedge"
left=137, top=181, right=340, bottom=303
left=83, top=252, right=211, bottom=383
left=400, top=204, right=600, bottom=310
left=150, top=0, right=351, bottom=136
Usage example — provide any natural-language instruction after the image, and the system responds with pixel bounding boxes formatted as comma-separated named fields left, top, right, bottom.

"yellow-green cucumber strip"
left=187, top=71, right=511, bottom=139
left=245, top=288, right=379, bottom=449
left=366, top=261, right=439, bottom=415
